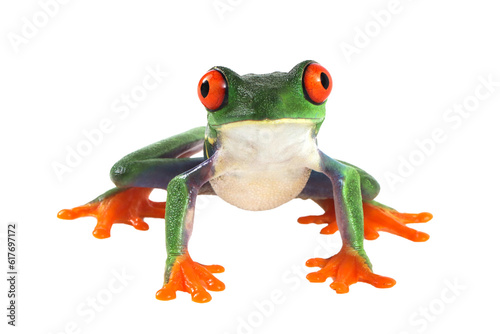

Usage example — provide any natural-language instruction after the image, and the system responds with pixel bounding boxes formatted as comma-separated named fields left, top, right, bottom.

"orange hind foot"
left=306, top=245, right=396, bottom=293
left=298, top=199, right=338, bottom=234
left=57, top=188, right=166, bottom=239
left=156, top=253, right=225, bottom=303
left=298, top=199, right=432, bottom=242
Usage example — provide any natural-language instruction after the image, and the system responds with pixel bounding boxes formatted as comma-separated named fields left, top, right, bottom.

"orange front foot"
left=306, top=246, right=396, bottom=293
left=298, top=199, right=432, bottom=242
left=156, top=253, right=225, bottom=303
left=57, top=188, right=165, bottom=239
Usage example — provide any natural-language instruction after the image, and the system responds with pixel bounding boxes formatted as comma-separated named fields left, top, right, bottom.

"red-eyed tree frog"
left=58, top=61, right=432, bottom=302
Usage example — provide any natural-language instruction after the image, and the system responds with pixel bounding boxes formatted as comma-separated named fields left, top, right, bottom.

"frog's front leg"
left=155, top=154, right=224, bottom=303
left=306, top=151, right=396, bottom=293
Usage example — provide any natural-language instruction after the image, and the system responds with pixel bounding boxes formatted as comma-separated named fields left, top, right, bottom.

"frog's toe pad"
left=92, top=228, right=111, bottom=239
left=306, top=246, right=396, bottom=293
left=156, top=254, right=225, bottom=303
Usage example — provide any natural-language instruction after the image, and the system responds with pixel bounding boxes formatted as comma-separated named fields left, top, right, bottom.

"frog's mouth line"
left=210, top=117, right=323, bottom=129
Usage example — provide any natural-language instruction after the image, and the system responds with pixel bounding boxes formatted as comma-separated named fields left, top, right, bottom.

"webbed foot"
left=362, top=201, right=432, bottom=241
left=306, top=246, right=396, bottom=293
left=156, top=253, right=225, bottom=303
left=57, top=188, right=165, bottom=238
left=298, top=199, right=432, bottom=242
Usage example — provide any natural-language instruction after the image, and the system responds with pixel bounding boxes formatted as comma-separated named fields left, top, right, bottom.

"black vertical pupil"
left=200, top=80, right=210, bottom=98
left=320, top=72, right=329, bottom=90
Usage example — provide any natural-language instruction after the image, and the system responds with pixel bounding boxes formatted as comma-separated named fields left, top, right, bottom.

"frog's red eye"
left=302, top=63, right=332, bottom=104
left=198, top=69, right=227, bottom=111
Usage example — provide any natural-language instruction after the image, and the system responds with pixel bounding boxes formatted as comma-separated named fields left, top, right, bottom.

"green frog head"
left=198, top=60, right=333, bottom=128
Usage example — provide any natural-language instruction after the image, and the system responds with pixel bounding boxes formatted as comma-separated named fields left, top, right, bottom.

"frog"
left=58, top=60, right=432, bottom=303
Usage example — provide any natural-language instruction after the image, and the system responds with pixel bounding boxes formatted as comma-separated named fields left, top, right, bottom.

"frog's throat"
left=208, top=118, right=321, bottom=211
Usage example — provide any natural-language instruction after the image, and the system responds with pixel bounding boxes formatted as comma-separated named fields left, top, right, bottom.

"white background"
left=1, top=0, right=500, bottom=333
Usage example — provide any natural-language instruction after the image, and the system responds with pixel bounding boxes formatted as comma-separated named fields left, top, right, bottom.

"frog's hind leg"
left=58, top=127, right=208, bottom=238
left=299, top=199, right=432, bottom=242
left=59, top=184, right=176, bottom=239
left=297, top=166, right=381, bottom=236
left=297, top=168, right=432, bottom=242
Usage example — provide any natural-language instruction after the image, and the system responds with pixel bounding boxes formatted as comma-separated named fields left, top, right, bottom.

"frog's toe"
left=58, top=188, right=165, bottom=238
left=363, top=202, right=431, bottom=242
left=127, top=217, right=150, bottom=231
left=156, top=253, right=225, bottom=303
left=156, top=271, right=182, bottom=301
left=297, top=200, right=338, bottom=235
left=306, top=246, right=396, bottom=293
left=141, top=200, right=167, bottom=219
left=92, top=227, right=111, bottom=239
left=298, top=214, right=339, bottom=235
left=155, top=285, right=177, bottom=301
left=363, top=226, right=380, bottom=240
left=57, top=203, right=99, bottom=220
left=59, top=203, right=113, bottom=239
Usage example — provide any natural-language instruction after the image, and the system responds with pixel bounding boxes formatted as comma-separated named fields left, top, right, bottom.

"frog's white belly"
left=209, top=119, right=320, bottom=211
